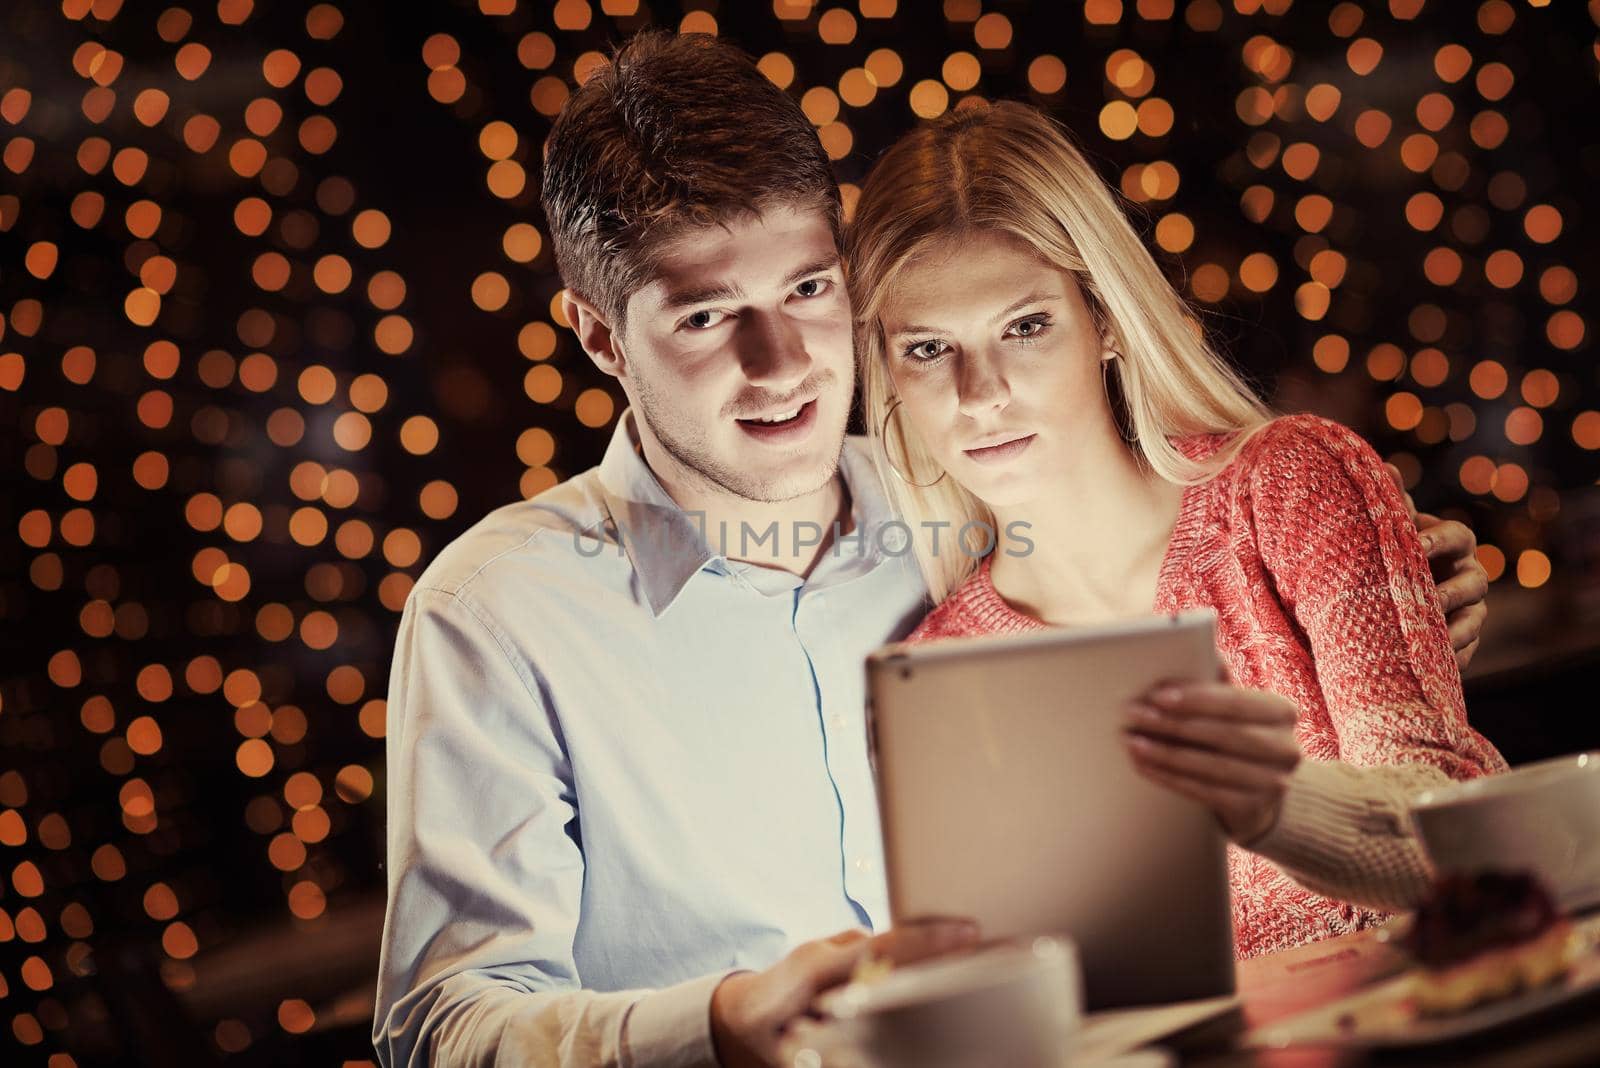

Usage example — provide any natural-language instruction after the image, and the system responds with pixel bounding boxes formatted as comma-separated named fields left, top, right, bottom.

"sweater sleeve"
left=1244, top=415, right=1507, bottom=778
left=1244, top=759, right=1447, bottom=910
left=1238, top=415, right=1508, bottom=906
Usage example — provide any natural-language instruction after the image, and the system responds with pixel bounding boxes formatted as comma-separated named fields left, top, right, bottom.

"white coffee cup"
left=1409, top=751, right=1600, bottom=911
left=794, top=936, right=1083, bottom=1068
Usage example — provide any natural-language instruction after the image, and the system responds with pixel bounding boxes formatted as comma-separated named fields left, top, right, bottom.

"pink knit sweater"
left=905, top=414, right=1509, bottom=959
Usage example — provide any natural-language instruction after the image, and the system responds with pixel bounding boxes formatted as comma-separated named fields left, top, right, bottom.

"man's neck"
left=639, top=443, right=853, bottom=580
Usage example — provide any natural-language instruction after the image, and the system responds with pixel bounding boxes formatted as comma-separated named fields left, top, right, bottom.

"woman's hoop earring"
left=880, top=398, right=946, bottom=488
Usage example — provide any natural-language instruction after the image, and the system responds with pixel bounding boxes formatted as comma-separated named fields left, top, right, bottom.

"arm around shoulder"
left=1242, top=415, right=1506, bottom=781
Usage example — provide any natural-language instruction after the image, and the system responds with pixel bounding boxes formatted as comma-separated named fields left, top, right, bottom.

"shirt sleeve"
left=373, top=586, right=728, bottom=1068
left=1240, top=416, right=1509, bottom=905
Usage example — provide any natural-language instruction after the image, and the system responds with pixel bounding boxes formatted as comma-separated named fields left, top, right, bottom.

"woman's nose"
left=955, top=348, right=1010, bottom=417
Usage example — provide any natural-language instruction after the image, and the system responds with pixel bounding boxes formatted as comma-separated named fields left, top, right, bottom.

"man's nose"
left=739, top=310, right=813, bottom=393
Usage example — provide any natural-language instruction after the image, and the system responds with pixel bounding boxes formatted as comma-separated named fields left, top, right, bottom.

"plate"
left=776, top=1019, right=1177, bottom=1068
left=777, top=995, right=1235, bottom=1067
left=1245, top=913, right=1600, bottom=1049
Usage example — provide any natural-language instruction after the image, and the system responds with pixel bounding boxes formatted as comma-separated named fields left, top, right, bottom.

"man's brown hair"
left=541, top=31, right=841, bottom=327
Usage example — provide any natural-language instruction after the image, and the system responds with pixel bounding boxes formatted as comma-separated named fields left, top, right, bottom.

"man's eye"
left=684, top=310, right=727, bottom=330
left=795, top=278, right=831, bottom=298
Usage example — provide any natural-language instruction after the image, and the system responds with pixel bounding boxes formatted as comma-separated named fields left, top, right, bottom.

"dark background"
left=1, top=0, right=1597, bottom=1063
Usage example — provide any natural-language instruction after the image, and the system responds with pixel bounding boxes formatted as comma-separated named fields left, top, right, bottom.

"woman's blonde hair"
left=847, top=101, right=1273, bottom=602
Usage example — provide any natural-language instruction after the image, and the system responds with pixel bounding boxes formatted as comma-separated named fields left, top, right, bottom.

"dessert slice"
left=1404, top=870, right=1578, bottom=1016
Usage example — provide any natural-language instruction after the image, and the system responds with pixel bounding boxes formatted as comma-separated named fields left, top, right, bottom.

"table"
left=1164, top=921, right=1600, bottom=1067
left=788, top=919, right=1600, bottom=1066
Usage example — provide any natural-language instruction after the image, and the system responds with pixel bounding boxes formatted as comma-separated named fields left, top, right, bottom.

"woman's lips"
left=963, top=433, right=1037, bottom=464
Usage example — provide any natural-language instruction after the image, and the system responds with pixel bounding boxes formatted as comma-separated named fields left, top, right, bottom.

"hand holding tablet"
left=1123, top=679, right=1303, bottom=845
left=865, top=610, right=1237, bottom=1010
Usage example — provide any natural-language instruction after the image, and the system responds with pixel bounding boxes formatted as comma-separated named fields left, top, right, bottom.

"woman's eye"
left=1007, top=315, right=1052, bottom=340
left=906, top=340, right=948, bottom=361
left=795, top=278, right=830, bottom=298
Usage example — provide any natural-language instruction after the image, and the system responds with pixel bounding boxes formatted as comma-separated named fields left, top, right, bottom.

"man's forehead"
left=636, top=204, right=840, bottom=306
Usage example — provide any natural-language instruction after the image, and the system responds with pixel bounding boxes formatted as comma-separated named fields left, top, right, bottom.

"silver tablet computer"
left=865, top=610, right=1235, bottom=1010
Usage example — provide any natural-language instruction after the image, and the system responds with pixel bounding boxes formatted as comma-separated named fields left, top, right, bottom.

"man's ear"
left=562, top=290, right=627, bottom=381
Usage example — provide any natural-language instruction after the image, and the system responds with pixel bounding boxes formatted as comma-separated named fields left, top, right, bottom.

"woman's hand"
left=1123, top=681, right=1301, bottom=845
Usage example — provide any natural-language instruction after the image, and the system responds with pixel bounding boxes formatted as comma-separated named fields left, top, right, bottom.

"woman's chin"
left=951, top=466, right=1042, bottom=511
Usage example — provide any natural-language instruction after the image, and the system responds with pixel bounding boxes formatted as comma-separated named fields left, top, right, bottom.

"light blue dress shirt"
left=374, top=409, right=929, bottom=1067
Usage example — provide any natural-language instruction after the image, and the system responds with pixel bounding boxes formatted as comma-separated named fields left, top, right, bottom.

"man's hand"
left=1384, top=463, right=1488, bottom=670
left=1123, top=681, right=1301, bottom=845
left=709, top=919, right=980, bottom=1068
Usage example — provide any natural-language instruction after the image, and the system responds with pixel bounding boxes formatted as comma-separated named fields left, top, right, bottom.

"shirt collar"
left=597, top=407, right=899, bottom=616
left=597, top=408, right=721, bottom=617
left=836, top=432, right=896, bottom=544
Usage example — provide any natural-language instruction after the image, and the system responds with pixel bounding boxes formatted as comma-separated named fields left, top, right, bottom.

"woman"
left=847, top=102, right=1508, bottom=958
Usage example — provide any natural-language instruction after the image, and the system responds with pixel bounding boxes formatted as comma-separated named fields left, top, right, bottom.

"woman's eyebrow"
left=991, top=291, right=1059, bottom=322
left=886, top=292, right=1061, bottom=339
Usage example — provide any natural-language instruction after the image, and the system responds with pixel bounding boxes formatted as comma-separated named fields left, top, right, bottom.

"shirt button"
left=829, top=713, right=846, bottom=730
left=853, top=856, right=874, bottom=873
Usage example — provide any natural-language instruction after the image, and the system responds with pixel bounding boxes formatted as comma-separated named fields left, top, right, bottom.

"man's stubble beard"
left=630, top=368, right=851, bottom=505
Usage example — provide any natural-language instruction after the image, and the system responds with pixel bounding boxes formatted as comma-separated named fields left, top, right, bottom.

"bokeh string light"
left=1, top=0, right=1597, bottom=1063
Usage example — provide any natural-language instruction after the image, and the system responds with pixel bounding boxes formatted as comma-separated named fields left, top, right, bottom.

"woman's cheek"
left=895, top=383, right=950, bottom=447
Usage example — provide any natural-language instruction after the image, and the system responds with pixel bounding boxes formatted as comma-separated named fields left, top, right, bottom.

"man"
left=374, top=31, right=1489, bottom=1068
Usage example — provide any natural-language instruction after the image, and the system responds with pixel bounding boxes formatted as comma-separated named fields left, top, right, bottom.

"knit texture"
left=1247, top=757, right=1448, bottom=913
left=905, top=414, right=1509, bottom=959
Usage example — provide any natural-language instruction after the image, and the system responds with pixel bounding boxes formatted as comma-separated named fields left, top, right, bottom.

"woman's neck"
left=987, top=439, right=1186, bottom=626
